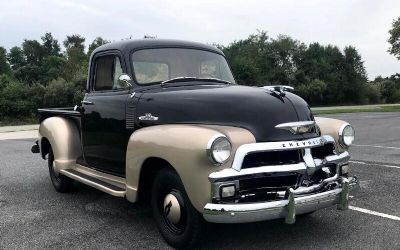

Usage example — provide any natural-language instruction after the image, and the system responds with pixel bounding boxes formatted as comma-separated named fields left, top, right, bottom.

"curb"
left=0, top=124, right=39, bottom=133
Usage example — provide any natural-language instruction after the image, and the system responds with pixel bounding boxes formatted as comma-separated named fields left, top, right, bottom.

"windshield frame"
left=129, top=46, right=236, bottom=86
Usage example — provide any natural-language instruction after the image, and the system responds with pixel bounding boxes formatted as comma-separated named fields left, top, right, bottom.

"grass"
left=312, top=104, right=400, bottom=115
left=0, top=116, right=37, bottom=127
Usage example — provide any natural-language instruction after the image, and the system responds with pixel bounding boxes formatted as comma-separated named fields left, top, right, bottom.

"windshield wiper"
left=161, top=77, right=232, bottom=86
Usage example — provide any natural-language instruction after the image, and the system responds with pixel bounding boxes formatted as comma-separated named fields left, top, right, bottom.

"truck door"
left=81, top=51, right=132, bottom=176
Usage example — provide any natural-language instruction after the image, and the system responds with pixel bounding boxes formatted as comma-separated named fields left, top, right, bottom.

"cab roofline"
left=92, top=39, right=224, bottom=57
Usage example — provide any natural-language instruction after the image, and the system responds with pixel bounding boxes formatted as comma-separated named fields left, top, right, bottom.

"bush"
left=43, top=78, right=78, bottom=108
left=0, top=77, right=84, bottom=122
left=0, top=82, right=45, bottom=119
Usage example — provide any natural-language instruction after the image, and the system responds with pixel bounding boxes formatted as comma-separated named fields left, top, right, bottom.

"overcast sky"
left=0, top=0, right=399, bottom=79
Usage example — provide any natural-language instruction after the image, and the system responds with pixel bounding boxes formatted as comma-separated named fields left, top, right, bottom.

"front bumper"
left=203, top=176, right=358, bottom=224
left=203, top=135, right=358, bottom=224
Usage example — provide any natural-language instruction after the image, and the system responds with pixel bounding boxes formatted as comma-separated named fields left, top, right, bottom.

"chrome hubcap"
left=163, top=193, right=181, bottom=225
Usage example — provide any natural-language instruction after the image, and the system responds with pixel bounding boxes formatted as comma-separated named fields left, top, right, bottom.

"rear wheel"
left=151, top=168, right=204, bottom=249
left=48, top=147, right=74, bottom=193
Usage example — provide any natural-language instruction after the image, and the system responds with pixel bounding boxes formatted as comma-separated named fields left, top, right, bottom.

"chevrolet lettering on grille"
left=282, top=138, right=324, bottom=148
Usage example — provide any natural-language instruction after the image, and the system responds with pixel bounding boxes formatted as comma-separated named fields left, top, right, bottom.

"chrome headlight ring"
left=207, top=134, right=232, bottom=165
left=338, top=123, right=355, bottom=148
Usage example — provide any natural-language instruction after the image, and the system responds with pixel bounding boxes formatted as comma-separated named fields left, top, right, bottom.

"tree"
left=22, top=39, right=44, bottom=65
left=40, top=56, right=67, bottom=84
left=41, top=32, right=61, bottom=57
left=7, top=46, right=26, bottom=70
left=62, top=34, right=87, bottom=82
left=342, top=46, right=368, bottom=103
left=88, top=37, right=110, bottom=57
left=0, top=47, right=11, bottom=75
left=266, top=35, right=306, bottom=85
left=388, top=17, right=400, bottom=60
left=63, top=34, right=85, bottom=52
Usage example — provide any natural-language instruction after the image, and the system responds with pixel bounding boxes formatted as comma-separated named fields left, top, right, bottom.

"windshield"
left=131, top=48, right=235, bottom=85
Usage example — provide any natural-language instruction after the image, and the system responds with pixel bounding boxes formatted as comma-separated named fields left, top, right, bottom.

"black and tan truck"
left=32, top=39, right=358, bottom=248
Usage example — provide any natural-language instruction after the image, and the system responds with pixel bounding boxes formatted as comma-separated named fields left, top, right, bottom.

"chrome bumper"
left=203, top=176, right=358, bottom=224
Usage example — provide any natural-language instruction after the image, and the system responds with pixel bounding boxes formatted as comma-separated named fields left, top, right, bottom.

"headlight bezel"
left=338, top=123, right=355, bottom=148
left=207, top=134, right=232, bottom=165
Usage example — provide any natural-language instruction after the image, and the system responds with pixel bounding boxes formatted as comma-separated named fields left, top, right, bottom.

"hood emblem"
left=139, top=113, right=159, bottom=121
left=275, top=121, right=315, bottom=134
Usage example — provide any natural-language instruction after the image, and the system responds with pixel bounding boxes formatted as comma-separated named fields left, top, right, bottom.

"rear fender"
left=39, top=117, right=82, bottom=172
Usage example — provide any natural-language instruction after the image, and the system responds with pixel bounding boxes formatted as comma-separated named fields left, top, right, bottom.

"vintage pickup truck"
left=32, top=39, right=358, bottom=248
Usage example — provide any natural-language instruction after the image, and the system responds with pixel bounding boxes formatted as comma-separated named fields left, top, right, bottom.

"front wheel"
left=48, top=147, right=74, bottom=193
left=151, top=168, right=204, bottom=249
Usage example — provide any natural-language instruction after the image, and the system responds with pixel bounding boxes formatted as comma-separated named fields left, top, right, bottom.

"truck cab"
left=33, top=39, right=358, bottom=249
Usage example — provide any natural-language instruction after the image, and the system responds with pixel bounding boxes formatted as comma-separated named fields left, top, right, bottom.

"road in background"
left=0, top=112, right=399, bottom=249
left=321, top=112, right=400, bottom=164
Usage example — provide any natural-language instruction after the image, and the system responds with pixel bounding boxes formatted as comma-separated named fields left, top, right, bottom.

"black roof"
left=92, top=39, right=224, bottom=57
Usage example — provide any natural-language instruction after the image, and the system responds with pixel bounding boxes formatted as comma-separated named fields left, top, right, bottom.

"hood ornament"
left=139, top=113, right=159, bottom=121
left=275, top=121, right=315, bottom=134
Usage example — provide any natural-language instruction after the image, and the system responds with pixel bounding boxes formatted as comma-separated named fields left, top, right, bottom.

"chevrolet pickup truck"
left=32, top=39, right=358, bottom=248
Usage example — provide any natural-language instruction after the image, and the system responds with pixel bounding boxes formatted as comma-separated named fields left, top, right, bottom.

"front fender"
left=39, top=117, right=82, bottom=172
left=125, top=124, right=255, bottom=212
left=315, top=117, right=350, bottom=152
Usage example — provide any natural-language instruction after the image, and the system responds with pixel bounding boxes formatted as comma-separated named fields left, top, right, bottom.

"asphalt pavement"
left=0, top=112, right=399, bottom=249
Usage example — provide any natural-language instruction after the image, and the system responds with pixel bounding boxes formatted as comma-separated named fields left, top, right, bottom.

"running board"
left=60, top=169, right=126, bottom=197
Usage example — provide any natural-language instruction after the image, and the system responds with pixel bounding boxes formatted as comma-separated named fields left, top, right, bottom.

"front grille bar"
left=231, top=135, right=336, bottom=171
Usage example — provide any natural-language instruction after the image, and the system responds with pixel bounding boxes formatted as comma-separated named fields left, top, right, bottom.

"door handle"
left=81, top=100, right=94, bottom=105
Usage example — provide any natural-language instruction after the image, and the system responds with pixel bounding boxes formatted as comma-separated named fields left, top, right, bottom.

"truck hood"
left=136, top=84, right=318, bottom=142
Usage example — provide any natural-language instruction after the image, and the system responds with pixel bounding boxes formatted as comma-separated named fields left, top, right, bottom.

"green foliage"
left=373, top=76, right=400, bottom=103
left=43, top=79, right=78, bottom=107
left=296, top=79, right=327, bottom=105
left=221, top=31, right=374, bottom=105
left=88, top=37, right=110, bottom=57
left=41, top=32, right=61, bottom=57
left=388, top=17, right=400, bottom=60
left=22, top=39, right=44, bottom=65
left=0, top=81, right=45, bottom=119
left=7, top=46, right=26, bottom=70
left=0, top=30, right=399, bottom=123
left=0, top=32, right=96, bottom=121
left=63, top=34, right=85, bottom=52
left=0, top=47, right=11, bottom=75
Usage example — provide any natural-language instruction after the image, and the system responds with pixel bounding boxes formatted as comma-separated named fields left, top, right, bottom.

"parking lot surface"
left=0, top=112, right=399, bottom=249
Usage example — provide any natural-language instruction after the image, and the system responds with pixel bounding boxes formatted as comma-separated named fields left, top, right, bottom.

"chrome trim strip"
left=275, top=121, right=315, bottom=134
left=209, top=150, right=349, bottom=182
left=60, top=169, right=126, bottom=197
left=231, top=135, right=335, bottom=171
left=209, top=163, right=307, bottom=181
left=261, top=85, right=294, bottom=92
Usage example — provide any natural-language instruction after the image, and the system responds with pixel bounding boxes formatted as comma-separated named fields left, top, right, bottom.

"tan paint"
left=38, top=115, right=350, bottom=213
left=315, top=117, right=350, bottom=152
left=39, top=117, right=82, bottom=173
left=125, top=124, right=255, bottom=211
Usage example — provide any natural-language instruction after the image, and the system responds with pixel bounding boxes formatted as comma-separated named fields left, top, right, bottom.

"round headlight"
left=339, top=124, right=355, bottom=147
left=207, top=135, right=232, bottom=165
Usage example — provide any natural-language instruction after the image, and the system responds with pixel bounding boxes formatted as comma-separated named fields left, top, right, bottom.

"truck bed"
left=38, top=107, right=81, bottom=123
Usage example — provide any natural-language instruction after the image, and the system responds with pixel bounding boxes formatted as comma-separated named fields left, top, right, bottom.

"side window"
left=112, top=57, right=124, bottom=89
left=93, top=55, right=124, bottom=91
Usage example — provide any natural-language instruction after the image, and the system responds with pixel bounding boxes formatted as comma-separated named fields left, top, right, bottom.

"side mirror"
left=118, top=74, right=133, bottom=89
